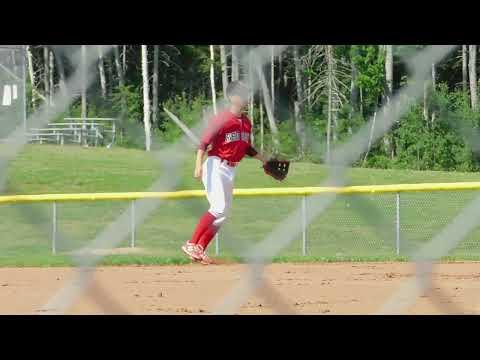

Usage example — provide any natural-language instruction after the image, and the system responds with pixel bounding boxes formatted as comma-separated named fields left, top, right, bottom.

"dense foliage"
left=26, top=45, right=480, bottom=172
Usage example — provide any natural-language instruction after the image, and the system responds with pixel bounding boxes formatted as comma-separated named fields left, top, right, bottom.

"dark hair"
left=226, top=81, right=250, bottom=100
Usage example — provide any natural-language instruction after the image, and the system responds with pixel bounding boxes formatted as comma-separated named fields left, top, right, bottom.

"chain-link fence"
left=1, top=44, right=473, bottom=315
left=0, top=45, right=26, bottom=139
left=1, top=187, right=480, bottom=266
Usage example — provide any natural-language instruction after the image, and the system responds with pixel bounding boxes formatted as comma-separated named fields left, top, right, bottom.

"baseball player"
left=181, top=81, right=266, bottom=265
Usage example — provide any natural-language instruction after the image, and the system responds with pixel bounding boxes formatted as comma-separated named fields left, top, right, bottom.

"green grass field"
left=2, top=144, right=480, bottom=267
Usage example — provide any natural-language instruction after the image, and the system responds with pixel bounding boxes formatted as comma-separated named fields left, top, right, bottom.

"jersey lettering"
left=225, top=131, right=250, bottom=143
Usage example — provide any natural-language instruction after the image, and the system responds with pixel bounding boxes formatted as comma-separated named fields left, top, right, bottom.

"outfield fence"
left=2, top=182, right=480, bottom=259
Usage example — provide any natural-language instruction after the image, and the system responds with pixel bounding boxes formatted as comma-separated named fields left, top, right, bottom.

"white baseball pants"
left=202, top=156, right=236, bottom=227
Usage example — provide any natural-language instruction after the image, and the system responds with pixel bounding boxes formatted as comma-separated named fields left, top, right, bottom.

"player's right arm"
left=194, top=149, right=206, bottom=179
left=194, top=114, right=223, bottom=179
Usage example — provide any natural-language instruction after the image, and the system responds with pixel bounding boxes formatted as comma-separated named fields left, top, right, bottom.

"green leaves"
left=351, top=45, right=386, bottom=109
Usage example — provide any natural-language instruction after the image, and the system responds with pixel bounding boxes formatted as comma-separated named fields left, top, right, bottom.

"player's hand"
left=194, top=165, right=202, bottom=180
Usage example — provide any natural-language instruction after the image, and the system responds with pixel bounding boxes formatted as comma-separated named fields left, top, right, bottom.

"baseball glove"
left=263, top=158, right=290, bottom=181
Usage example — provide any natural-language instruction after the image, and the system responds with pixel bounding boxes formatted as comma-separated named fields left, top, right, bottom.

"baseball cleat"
left=199, top=252, right=215, bottom=265
left=181, top=242, right=202, bottom=261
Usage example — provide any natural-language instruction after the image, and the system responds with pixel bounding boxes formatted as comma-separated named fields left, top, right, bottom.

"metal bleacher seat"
left=27, top=117, right=116, bottom=147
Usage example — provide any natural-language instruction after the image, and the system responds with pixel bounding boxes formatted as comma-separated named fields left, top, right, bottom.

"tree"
left=248, top=52, right=254, bottom=145
left=114, top=45, right=127, bottom=120
left=303, top=45, right=349, bottom=162
left=231, top=45, right=239, bottom=81
left=462, top=45, right=468, bottom=93
left=351, top=45, right=385, bottom=114
left=26, top=45, right=37, bottom=110
left=220, top=45, right=228, bottom=98
left=469, top=45, right=477, bottom=111
left=122, top=45, right=127, bottom=74
left=326, top=45, right=335, bottom=159
left=259, top=91, right=264, bottom=153
left=271, top=45, right=275, bottom=115
left=431, top=62, right=437, bottom=123
left=293, top=45, right=306, bottom=154
left=423, top=80, right=429, bottom=121
left=351, top=45, right=386, bottom=161
left=350, top=48, right=359, bottom=118
left=385, top=45, right=393, bottom=101
left=49, top=50, right=54, bottom=105
left=152, top=45, right=160, bottom=125
left=141, top=45, right=152, bottom=151
left=256, top=62, right=279, bottom=151
left=53, top=47, right=68, bottom=98
left=81, top=45, right=87, bottom=145
left=114, top=45, right=125, bottom=87
left=43, top=46, right=49, bottom=105
left=97, top=45, right=107, bottom=99
left=209, top=45, right=217, bottom=114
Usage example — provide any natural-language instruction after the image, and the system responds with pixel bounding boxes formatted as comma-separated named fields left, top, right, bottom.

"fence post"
left=215, top=233, right=219, bottom=256
left=52, top=202, right=57, bottom=254
left=130, top=200, right=135, bottom=248
left=396, top=193, right=400, bottom=256
left=302, top=195, right=307, bottom=256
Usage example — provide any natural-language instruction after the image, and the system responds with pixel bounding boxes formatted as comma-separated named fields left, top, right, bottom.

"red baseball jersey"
left=199, top=110, right=256, bottom=163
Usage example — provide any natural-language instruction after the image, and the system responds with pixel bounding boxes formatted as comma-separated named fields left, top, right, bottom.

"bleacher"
left=27, top=117, right=116, bottom=147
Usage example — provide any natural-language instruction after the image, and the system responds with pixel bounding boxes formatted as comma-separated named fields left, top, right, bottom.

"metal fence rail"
left=2, top=183, right=479, bottom=257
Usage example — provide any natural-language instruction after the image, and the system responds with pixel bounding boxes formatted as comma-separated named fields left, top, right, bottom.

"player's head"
left=226, top=81, right=250, bottom=109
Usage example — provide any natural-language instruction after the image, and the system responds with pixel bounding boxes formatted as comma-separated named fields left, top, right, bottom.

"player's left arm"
left=245, top=145, right=267, bottom=164
left=245, top=118, right=267, bottom=164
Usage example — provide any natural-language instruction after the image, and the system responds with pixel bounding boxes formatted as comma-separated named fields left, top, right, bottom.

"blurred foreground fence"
left=2, top=182, right=480, bottom=260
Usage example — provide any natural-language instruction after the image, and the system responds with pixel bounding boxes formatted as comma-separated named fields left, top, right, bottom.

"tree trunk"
left=271, top=45, right=275, bottom=115
left=278, top=51, right=283, bottom=89
left=97, top=45, right=107, bottom=99
left=307, top=77, right=312, bottom=109
left=49, top=50, right=54, bottom=105
left=462, top=45, right=468, bottom=93
left=326, top=45, right=335, bottom=164
left=332, top=98, right=339, bottom=144
left=469, top=45, right=477, bottom=111
left=350, top=60, right=359, bottom=111
left=260, top=91, right=264, bottom=153
left=256, top=63, right=280, bottom=151
left=54, top=48, right=68, bottom=98
left=231, top=45, right=239, bottom=81
left=43, top=46, right=49, bottom=105
left=327, top=68, right=332, bottom=164
left=431, top=62, right=436, bottom=90
left=152, top=45, right=160, bottom=127
left=430, top=62, right=437, bottom=125
left=359, top=86, right=364, bottom=116
left=10, top=50, right=18, bottom=75
left=385, top=45, right=393, bottom=101
left=293, top=45, right=305, bottom=155
left=363, top=111, right=377, bottom=165
left=122, top=45, right=127, bottom=74
left=114, top=45, right=127, bottom=122
left=249, top=91, right=254, bottom=145
left=108, top=55, right=115, bottom=96
left=81, top=45, right=87, bottom=145
left=114, top=45, right=125, bottom=88
left=141, top=45, right=152, bottom=151
left=248, top=52, right=254, bottom=145
left=383, top=45, right=393, bottom=158
left=282, top=48, right=289, bottom=89
left=26, top=45, right=36, bottom=110
left=209, top=45, right=217, bottom=114
left=350, top=45, right=360, bottom=116
left=220, top=45, right=228, bottom=99
left=423, top=81, right=429, bottom=121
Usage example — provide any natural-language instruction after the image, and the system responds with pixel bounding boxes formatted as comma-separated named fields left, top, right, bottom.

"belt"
left=219, top=158, right=238, bottom=167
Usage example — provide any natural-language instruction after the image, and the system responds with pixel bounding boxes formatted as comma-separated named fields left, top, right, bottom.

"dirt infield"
left=1, top=262, right=480, bottom=314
